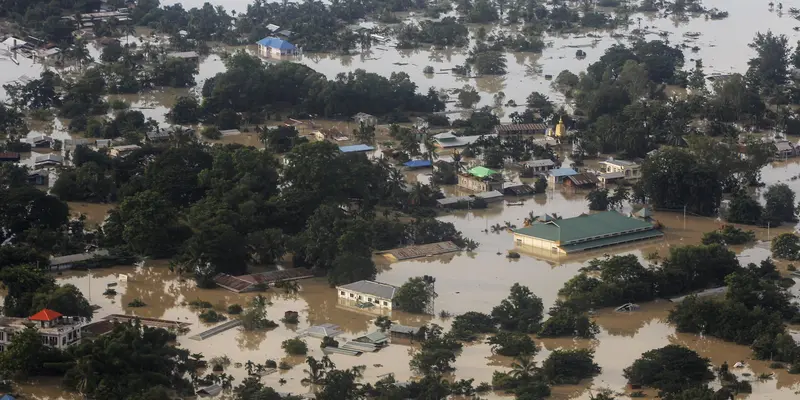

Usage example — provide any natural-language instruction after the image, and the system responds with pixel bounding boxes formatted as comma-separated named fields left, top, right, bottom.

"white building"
left=256, top=37, right=298, bottom=57
left=336, top=280, right=398, bottom=310
left=0, top=309, right=87, bottom=351
left=600, top=159, right=641, bottom=181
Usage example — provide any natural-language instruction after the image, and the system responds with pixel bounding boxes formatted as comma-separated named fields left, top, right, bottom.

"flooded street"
left=4, top=1, right=800, bottom=399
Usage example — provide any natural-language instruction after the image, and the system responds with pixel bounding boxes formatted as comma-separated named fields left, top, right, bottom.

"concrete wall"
left=513, top=234, right=564, bottom=254
left=338, top=289, right=393, bottom=310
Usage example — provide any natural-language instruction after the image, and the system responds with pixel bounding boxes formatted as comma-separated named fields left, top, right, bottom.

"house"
left=27, top=170, right=49, bottom=185
left=512, top=211, right=663, bottom=255
left=774, top=140, right=796, bottom=159
left=339, top=144, right=375, bottom=154
left=166, top=51, right=200, bottom=63
left=503, top=183, right=536, bottom=196
left=564, top=172, right=600, bottom=189
left=519, top=159, right=555, bottom=174
left=434, top=132, right=497, bottom=148
left=354, top=331, right=389, bottom=347
left=49, top=250, right=110, bottom=271
left=336, top=280, right=398, bottom=310
left=547, top=167, right=578, bottom=184
left=353, top=112, right=378, bottom=127
left=64, top=138, right=94, bottom=150
left=598, top=171, right=625, bottom=186
left=0, top=152, right=20, bottom=162
left=28, top=135, right=53, bottom=148
left=0, top=309, right=88, bottom=351
left=600, top=159, right=641, bottom=181
left=403, top=159, right=433, bottom=169
left=109, top=144, right=141, bottom=157
left=34, top=154, right=63, bottom=168
left=146, top=129, right=171, bottom=142
left=493, top=123, right=548, bottom=136
left=458, top=166, right=503, bottom=192
left=389, top=324, right=421, bottom=339
left=256, top=37, right=298, bottom=57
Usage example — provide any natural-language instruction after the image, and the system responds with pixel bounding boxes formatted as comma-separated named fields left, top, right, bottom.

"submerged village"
left=6, top=0, right=800, bottom=399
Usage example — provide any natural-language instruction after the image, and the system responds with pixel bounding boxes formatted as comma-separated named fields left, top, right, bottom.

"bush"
left=109, top=99, right=130, bottom=110
left=127, top=298, right=146, bottom=307
left=487, top=332, right=537, bottom=357
left=623, top=345, right=713, bottom=394
left=450, top=311, right=496, bottom=341
left=201, top=126, right=222, bottom=140
left=702, top=225, right=756, bottom=245
left=227, top=304, right=243, bottom=314
left=265, top=359, right=277, bottom=368
left=103, top=288, right=117, bottom=296
left=423, top=66, right=435, bottom=74
left=199, top=310, right=227, bottom=323
left=281, top=338, right=308, bottom=355
left=542, top=349, right=601, bottom=384
left=188, top=299, right=213, bottom=308
left=772, top=233, right=800, bottom=260
left=278, top=361, right=292, bottom=370
left=281, top=311, right=299, bottom=324
left=321, top=336, right=339, bottom=348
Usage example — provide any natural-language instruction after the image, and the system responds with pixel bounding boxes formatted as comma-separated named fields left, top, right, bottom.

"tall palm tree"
left=510, top=355, right=538, bottom=379
left=302, top=356, right=327, bottom=384
left=123, top=23, right=136, bottom=45
left=245, top=360, right=255, bottom=375
left=423, top=135, right=439, bottom=163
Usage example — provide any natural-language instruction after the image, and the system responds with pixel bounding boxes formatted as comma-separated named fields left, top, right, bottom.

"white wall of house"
left=0, top=325, right=82, bottom=351
left=513, top=234, right=564, bottom=254
left=601, top=162, right=641, bottom=181
left=338, top=289, right=394, bottom=310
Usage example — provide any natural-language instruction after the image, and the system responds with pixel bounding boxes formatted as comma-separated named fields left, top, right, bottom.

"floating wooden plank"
left=378, top=241, right=461, bottom=262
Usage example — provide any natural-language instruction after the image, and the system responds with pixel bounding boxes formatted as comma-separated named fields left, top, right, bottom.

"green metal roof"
left=513, top=211, right=659, bottom=244
left=560, top=229, right=664, bottom=253
left=468, top=166, right=499, bottom=178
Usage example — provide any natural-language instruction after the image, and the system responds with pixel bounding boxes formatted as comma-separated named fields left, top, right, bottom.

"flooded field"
left=4, top=1, right=800, bottom=399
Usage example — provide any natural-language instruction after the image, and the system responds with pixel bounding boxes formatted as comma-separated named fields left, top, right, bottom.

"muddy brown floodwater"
left=4, top=1, right=800, bottom=399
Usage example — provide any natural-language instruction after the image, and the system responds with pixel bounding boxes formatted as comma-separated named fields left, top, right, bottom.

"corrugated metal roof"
left=337, top=280, right=397, bottom=299
left=513, top=211, right=659, bottom=244
left=549, top=168, right=578, bottom=177
left=566, top=173, right=599, bottom=186
left=521, top=159, right=555, bottom=168
left=404, top=160, right=432, bottom=168
left=494, top=123, right=548, bottom=132
left=468, top=166, right=499, bottom=178
left=256, top=37, right=296, bottom=50
left=560, top=229, right=663, bottom=253
left=50, top=250, right=109, bottom=266
left=339, top=144, right=375, bottom=153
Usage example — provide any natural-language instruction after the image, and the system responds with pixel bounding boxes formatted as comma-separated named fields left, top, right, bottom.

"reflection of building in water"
left=0, top=309, right=87, bottom=351
left=512, top=211, right=664, bottom=256
left=337, top=280, right=397, bottom=311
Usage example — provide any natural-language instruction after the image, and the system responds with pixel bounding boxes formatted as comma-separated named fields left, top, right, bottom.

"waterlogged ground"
left=4, top=1, right=800, bottom=398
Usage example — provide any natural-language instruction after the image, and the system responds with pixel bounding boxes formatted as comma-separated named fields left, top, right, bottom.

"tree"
left=0, top=265, right=57, bottom=317
left=771, top=233, right=800, bottom=260
left=473, top=51, right=507, bottom=75
left=31, top=284, right=93, bottom=318
left=623, top=345, right=714, bottom=394
left=539, top=300, right=599, bottom=338
left=534, top=177, right=547, bottom=193
left=641, top=147, right=721, bottom=216
left=541, top=349, right=600, bottom=384
left=0, top=326, right=65, bottom=379
left=394, top=276, right=434, bottom=314
left=63, top=323, right=193, bottom=398
left=328, top=252, right=376, bottom=286
left=353, top=121, right=376, bottom=144
left=410, top=336, right=462, bottom=376
left=281, top=338, right=309, bottom=356
left=167, top=96, right=200, bottom=124
left=763, top=183, right=796, bottom=224
left=688, top=59, right=707, bottom=92
left=152, top=58, right=199, bottom=88
left=118, top=190, right=185, bottom=258
left=747, top=31, right=790, bottom=90
left=487, top=332, right=537, bottom=357
left=100, top=41, right=124, bottom=63
left=586, top=188, right=610, bottom=211
left=726, top=190, right=763, bottom=225
left=491, top=283, right=544, bottom=333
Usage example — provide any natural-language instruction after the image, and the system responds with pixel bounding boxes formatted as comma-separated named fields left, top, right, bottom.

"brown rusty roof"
left=494, top=123, right=548, bottom=133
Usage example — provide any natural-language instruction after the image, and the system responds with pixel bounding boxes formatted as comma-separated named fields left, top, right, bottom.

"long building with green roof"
left=512, top=211, right=663, bottom=255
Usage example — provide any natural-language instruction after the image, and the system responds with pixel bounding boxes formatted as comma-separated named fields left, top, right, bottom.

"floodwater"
left=4, top=1, right=800, bottom=399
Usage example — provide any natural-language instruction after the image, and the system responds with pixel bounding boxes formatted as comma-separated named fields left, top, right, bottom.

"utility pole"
left=683, top=204, right=687, bottom=230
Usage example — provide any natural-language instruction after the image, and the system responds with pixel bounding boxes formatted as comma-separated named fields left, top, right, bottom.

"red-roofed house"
left=0, top=309, right=87, bottom=351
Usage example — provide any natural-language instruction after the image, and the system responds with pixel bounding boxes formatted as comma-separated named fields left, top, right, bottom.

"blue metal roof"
left=403, top=160, right=432, bottom=168
left=256, top=37, right=296, bottom=50
left=549, top=168, right=578, bottom=177
left=339, top=144, right=375, bottom=153
left=1, top=395, right=16, bottom=400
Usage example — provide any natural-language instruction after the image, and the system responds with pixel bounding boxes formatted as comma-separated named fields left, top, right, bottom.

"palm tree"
left=257, top=126, right=270, bottom=147
left=245, top=360, right=255, bottom=375
left=302, top=356, right=327, bottom=384
left=451, top=150, right=463, bottom=172
left=123, top=23, right=136, bottom=45
left=510, top=355, right=538, bottom=379
left=423, top=135, right=439, bottom=163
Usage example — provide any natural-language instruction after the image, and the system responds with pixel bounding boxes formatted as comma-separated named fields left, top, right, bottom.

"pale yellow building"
left=600, top=159, right=641, bottom=181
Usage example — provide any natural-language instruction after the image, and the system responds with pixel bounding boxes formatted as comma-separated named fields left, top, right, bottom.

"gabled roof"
left=29, top=309, right=63, bottom=321
left=521, top=159, right=555, bottom=168
left=601, top=159, right=637, bottom=167
left=634, top=207, right=653, bottom=218
left=513, top=211, right=658, bottom=244
left=337, top=280, right=397, bottom=300
left=256, top=37, right=296, bottom=50
left=35, top=154, right=63, bottom=163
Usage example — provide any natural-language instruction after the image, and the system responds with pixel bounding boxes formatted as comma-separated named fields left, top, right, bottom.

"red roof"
left=29, top=309, right=63, bottom=321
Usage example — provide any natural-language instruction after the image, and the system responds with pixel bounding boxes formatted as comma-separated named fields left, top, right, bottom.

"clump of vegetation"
left=281, top=311, right=299, bottom=324
left=487, top=332, right=537, bottom=357
left=227, top=304, right=243, bottom=314
left=281, top=338, right=308, bottom=356
left=772, top=233, right=800, bottom=260
left=321, top=336, right=339, bottom=348
left=199, top=309, right=227, bottom=323
left=539, top=300, right=599, bottom=339
left=103, top=288, right=117, bottom=296
left=127, top=298, right=146, bottom=307
left=394, top=276, right=435, bottom=313
left=278, top=361, right=292, bottom=370
left=188, top=299, right=213, bottom=308
left=449, top=311, right=497, bottom=341
left=624, top=345, right=714, bottom=394
left=265, top=359, right=277, bottom=369
left=701, top=225, right=756, bottom=245
left=200, top=126, right=222, bottom=140
left=423, top=66, right=435, bottom=74
left=109, top=99, right=130, bottom=110
left=240, top=296, right=278, bottom=331
left=491, top=283, right=544, bottom=334
left=542, top=349, right=601, bottom=384
left=374, top=316, right=392, bottom=331
left=209, top=355, right=231, bottom=372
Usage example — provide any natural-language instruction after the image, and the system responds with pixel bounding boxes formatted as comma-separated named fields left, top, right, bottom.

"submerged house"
left=512, top=211, right=663, bottom=255
left=0, top=309, right=88, bottom=350
left=34, top=154, right=63, bottom=168
left=774, top=140, right=797, bottom=159
left=600, top=159, right=641, bottom=181
left=547, top=167, right=578, bottom=184
left=337, top=280, right=398, bottom=310
left=458, top=166, right=503, bottom=192
left=353, top=112, right=378, bottom=127
left=256, top=37, right=298, bottom=56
